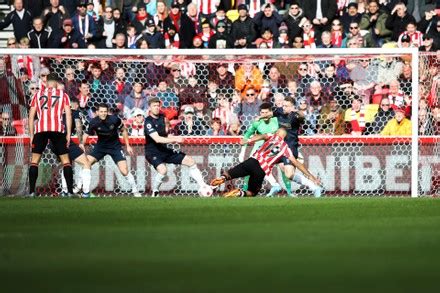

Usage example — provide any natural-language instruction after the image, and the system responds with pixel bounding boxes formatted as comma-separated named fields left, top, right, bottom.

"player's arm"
left=241, top=120, right=258, bottom=145
left=28, top=106, right=36, bottom=143
left=64, top=105, right=72, bottom=145
left=121, top=125, right=134, bottom=156
left=243, top=133, right=269, bottom=145
left=288, top=155, right=321, bottom=186
left=149, top=132, right=183, bottom=144
left=75, top=117, right=85, bottom=151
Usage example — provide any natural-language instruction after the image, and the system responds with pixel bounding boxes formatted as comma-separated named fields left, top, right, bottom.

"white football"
left=198, top=185, right=213, bottom=197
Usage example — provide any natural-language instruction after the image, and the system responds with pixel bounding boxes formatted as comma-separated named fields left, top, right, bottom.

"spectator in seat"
left=163, top=2, right=182, bottom=34
left=42, top=0, right=67, bottom=38
left=267, top=66, right=287, bottom=93
left=348, top=58, right=378, bottom=103
left=27, top=17, right=52, bottom=48
left=131, top=3, right=151, bottom=34
left=175, top=106, right=208, bottom=136
left=419, top=105, right=435, bottom=136
left=113, top=8, right=127, bottom=36
left=255, top=27, right=275, bottom=48
left=233, top=32, right=253, bottom=48
left=207, top=117, right=226, bottom=136
left=318, top=64, right=338, bottom=97
left=114, top=32, right=127, bottom=48
left=385, top=2, right=416, bottom=42
left=299, top=18, right=317, bottom=48
left=166, top=63, right=188, bottom=94
left=398, top=64, right=412, bottom=96
left=292, top=35, right=304, bottom=48
left=235, top=63, right=263, bottom=99
left=341, top=21, right=362, bottom=48
left=143, top=18, right=165, bottom=48
left=210, top=63, right=234, bottom=89
left=388, top=80, right=409, bottom=111
left=234, top=86, right=263, bottom=130
left=88, top=63, right=109, bottom=92
left=208, top=20, right=233, bottom=48
left=306, top=80, right=328, bottom=113
left=126, top=24, right=141, bottom=48
left=359, top=0, right=392, bottom=47
left=72, top=0, right=97, bottom=46
left=397, top=21, right=423, bottom=48
left=231, top=4, right=257, bottom=47
left=192, top=95, right=211, bottom=124
left=0, top=112, right=17, bottom=136
left=123, top=81, right=149, bottom=119
left=128, top=108, right=145, bottom=136
left=112, top=67, right=132, bottom=106
left=64, top=67, right=79, bottom=99
left=317, top=30, right=334, bottom=48
left=156, top=80, right=179, bottom=121
left=212, top=93, right=236, bottom=134
left=0, top=0, right=33, bottom=43
left=179, top=76, right=206, bottom=109
left=344, top=95, right=378, bottom=136
left=296, top=62, right=313, bottom=95
left=179, top=3, right=201, bottom=48
left=51, top=18, right=86, bottom=48
left=302, top=0, right=337, bottom=35
left=381, top=107, right=412, bottom=136
left=366, top=97, right=395, bottom=135
left=253, top=3, right=283, bottom=39
left=298, top=98, right=318, bottom=136
left=206, top=80, right=219, bottom=110
left=283, top=3, right=304, bottom=42
left=340, top=2, right=362, bottom=35
left=164, top=24, right=180, bottom=49
left=318, top=98, right=345, bottom=135
left=419, top=34, right=438, bottom=51
left=77, top=80, right=94, bottom=118
left=377, top=57, right=404, bottom=86
left=101, top=6, right=118, bottom=48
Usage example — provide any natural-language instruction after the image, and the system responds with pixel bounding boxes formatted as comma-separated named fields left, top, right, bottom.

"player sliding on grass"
left=211, top=128, right=320, bottom=197
left=82, top=103, right=140, bottom=197
left=239, top=102, right=287, bottom=195
left=144, top=97, right=211, bottom=197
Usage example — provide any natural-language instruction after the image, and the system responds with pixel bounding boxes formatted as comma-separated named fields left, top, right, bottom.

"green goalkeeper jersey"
left=243, top=117, right=279, bottom=154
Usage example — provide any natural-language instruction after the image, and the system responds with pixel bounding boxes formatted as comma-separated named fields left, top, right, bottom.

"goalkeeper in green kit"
left=239, top=102, right=291, bottom=196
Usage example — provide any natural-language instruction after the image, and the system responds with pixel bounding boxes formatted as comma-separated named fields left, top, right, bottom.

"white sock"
left=189, top=164, right=206, bottom=188
left=152, top=173, right=165, bottom=192
left=61, top=170, right=68, bottom=193
left=125, top=173, right=138, bottom=193
left=81, top=169, right=91, bottom=193
left=265, top=174, right=280, bottom=187
left=293, top=173, right=319, bottom=191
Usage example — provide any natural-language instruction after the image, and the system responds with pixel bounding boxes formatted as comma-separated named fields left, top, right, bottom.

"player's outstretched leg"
left=293, top=173, right=323, bottom=197
left=117, top=160, right=141, bottom=197
left=152, top=164, right=167, bottom=197
left=266, top=173, right=282, bottom=197
left=281, top=172, right=292, bottom=196
left=182, top=155, right=210, bottom=189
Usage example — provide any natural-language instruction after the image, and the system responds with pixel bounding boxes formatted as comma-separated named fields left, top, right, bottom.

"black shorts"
left=226, top=158, right=266, bottom=196
left=145, top=146, right=186, bottom=169
left=32, top=132, right=68, bottom=156
left=49, top=141, right=84, bottom=162
left=89, top=144, right=126, bottom=163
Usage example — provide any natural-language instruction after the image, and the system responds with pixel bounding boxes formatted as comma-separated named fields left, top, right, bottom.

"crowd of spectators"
left=0, top=0, right=439, bottom=137
left=0, top=0, right=439, bottom=50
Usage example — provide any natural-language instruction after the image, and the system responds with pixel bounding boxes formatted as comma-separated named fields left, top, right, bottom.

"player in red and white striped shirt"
left=211, top=128, right=320, bottom=197
left=28, top=73, right=74, bottom=197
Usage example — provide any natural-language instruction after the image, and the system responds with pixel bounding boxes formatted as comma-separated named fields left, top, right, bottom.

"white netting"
left=0, top=49, right=435, bottom=197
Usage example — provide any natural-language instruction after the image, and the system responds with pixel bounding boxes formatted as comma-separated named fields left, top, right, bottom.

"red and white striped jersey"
left=30, top=87, right=71, bottom=134
left=195, top=0, right=220, bottom=16
left=252, top=134, right=293, bottom=175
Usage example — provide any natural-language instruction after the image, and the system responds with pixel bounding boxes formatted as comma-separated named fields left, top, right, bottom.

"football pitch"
left=1, top=197, right=440, bottom=292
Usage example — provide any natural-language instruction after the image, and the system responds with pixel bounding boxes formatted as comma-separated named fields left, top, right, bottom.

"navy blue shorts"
left=280, top=143, right=299, bottom=165
left=68, top=142, right=84, bottom=161
left=145, top=146, right=185, bottom=169
left=89, top=144, right=126, bottom=163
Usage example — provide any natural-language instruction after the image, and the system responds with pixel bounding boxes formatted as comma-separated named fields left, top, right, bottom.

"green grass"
left=1, top=198, right=440, bottom=293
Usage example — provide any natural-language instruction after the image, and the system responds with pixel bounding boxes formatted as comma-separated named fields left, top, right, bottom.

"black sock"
left=29, top=163, right=38, bottom=193
left=63, top=163, right=74, bottom=194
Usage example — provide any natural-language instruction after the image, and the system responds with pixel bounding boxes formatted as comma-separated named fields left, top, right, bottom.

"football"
left=199, top=185, right=213, bottom=197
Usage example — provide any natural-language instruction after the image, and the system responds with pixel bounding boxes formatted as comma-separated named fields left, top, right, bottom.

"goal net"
left=0, top=48, right=435, bottom=197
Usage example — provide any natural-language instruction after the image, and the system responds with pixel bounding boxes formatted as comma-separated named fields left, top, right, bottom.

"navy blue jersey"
left=86, top=115, right=122, bottom=147
left=144, top=114, right=167, bottom=150
left=274, top=108, right=304, bottom=147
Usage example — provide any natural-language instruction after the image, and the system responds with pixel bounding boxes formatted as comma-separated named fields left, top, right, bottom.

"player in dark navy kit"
left=274, top=97, right=322, bottom=197
left=144, top=97, right=210, bottom=197
left=52, top=98, right=92, bottom=197
left=82, top=103, right=140, bottom=197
